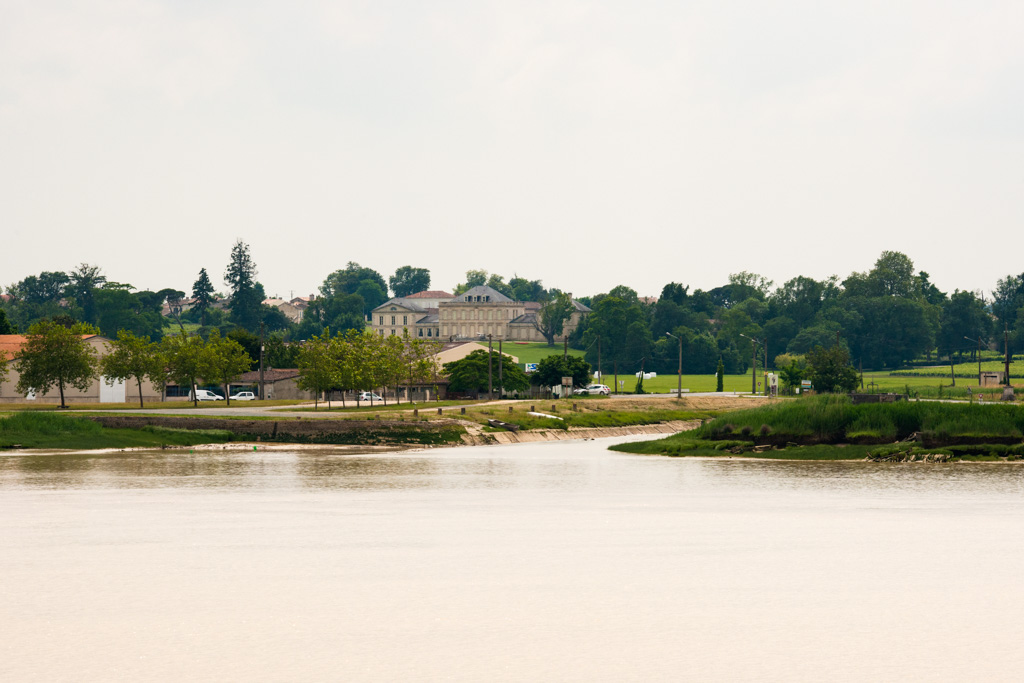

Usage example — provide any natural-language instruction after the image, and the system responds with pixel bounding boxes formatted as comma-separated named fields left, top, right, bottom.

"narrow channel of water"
left=2, top=437, right=1023, bottom=682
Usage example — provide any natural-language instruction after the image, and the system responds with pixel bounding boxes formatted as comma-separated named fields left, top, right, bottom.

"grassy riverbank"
left=0, top=412, right=232, bottom=450
left=613, top=395, right=1024, bottom=461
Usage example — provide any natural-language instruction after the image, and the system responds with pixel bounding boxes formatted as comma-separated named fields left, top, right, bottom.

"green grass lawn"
left=500, top=341, right=585, bottom=366
left=889, top=357, right=1024, bottom=379
left=601, top=370, right=755, bottom=394
left=858, top=372, right=1020, bottom=401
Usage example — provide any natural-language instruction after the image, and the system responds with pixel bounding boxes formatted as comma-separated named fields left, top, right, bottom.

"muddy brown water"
left=2, top=437, right=1024, bottom=682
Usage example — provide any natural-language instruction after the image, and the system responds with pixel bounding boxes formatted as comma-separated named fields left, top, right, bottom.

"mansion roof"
left=452, top=286, right=513, bottom=304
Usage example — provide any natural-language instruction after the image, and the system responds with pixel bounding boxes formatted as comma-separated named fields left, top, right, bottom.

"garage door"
left=100, top=377, right=126, bottom=403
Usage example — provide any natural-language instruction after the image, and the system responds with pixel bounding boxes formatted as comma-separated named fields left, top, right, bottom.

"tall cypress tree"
left=716, top=358, right=725, bottom=392
left=191, top=268, right=215, bottom=327
left=224, top=240, right=261, bottom=331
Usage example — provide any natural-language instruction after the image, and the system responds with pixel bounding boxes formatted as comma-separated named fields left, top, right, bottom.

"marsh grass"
left=614, top=395, right=1024, bottom=459
left=0, top=412, right=231, bottom=449
left=690, top=396, right=1024, bottom=443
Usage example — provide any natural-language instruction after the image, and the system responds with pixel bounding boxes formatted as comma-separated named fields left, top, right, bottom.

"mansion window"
left=418, top=329, right=423, bottom=337
left=379, top=316, right=383, bottom=325
left=403, top=315, right=408, bottom=324
left=391, top=316, right=395, bottom=324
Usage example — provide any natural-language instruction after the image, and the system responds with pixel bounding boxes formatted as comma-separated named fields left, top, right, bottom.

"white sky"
left=2, top=0, right=1023, bottom=300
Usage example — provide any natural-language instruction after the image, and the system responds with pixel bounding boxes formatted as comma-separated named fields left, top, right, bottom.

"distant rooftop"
left=407, top=290, right=453, bottom=299
left=452, top=286, right=513, bottom=304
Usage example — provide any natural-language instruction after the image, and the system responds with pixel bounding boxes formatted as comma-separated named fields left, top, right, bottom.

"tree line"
left=295, top=330, right=443, bottom=409
left=5, top=248, right=1023, bottom=379
left=571, top=251, right=1012, bottom=377
left=0, top=322, right=253, bottom=409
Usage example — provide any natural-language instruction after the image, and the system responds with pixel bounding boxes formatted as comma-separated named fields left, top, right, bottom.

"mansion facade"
left=371, top=286, right=590, bottom=342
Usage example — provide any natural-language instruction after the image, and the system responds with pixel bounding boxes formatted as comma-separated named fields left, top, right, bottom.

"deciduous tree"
left=389, top=266, right=431, bottom=297
left=161, top=332, right=208, bottom=407
left=100, top=330, right=164, bottom=408
left=531, top=355, right=591, bottom=392
left=296, top=330, right=337, bottom=410
left=533, top=291, right=576, bottom=346
left=15, top=321, right=100, bottom=409
left=806, top=345, right=858, bottom=394
left=443, top=349, right=528, bottom=396
left=203, top=330, right=254, bottom=406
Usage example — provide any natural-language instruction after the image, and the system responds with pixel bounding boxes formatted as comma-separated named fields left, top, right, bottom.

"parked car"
left=230, top=391, right=256, bottom=401
left=357, top=391, right=383, bottom=402
left=573, top=384, right=611, bottom=396
left=189, top=389, right=224, bottom=401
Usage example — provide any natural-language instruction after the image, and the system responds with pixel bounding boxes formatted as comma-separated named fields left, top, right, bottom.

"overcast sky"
left=2, top=0, right=1022, bottom=301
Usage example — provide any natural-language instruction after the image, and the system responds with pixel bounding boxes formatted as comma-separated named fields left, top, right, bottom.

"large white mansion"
left=370, top=286, right=590, bottom=342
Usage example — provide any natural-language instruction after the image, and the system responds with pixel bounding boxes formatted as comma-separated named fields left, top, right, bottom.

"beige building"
left=371, top=286, right=590, bottom=342
left=262, top=298, right=306, bottom=323
left=373, top=290, right=452, bottom=339
left=0, top=334, right=164, bottom=404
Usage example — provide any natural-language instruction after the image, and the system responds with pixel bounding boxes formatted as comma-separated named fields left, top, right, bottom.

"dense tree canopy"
left=389, top=266, right=431, bottom=298
left=15, top=321, right=100, bottom=409
left=321, top=262, right=387, bottom=316
left=444, top=349, right=528, bottom=395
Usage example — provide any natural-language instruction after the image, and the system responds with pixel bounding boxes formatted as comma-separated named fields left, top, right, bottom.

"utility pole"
left=751, top=338, right=757, bottom=395
left=978, top=335, right=982, bottom=386
left=498, top=338, right=504, bottom=397
left=1005, top=325, right=1011, bottom=386
left=564, top=336, right=568, bottom=360
left=740, top=333, right=759, bottom=395
left=666, top=332, right=682, bottom=399
left=614, top=360, right=618, bottom=395
left=487, top=334, right=493, bottom=400
left=259, top=322, right=265, bottom=400
left=597, top=335, right=602, bottom=387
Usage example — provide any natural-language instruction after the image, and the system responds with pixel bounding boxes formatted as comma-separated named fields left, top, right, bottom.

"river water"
left=2, top=436, right=1024, bottom=682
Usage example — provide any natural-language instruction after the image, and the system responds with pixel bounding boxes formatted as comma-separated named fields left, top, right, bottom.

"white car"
left=357, top=391, right=383, bottom=402
left=190, top=389, right=224, bottom=401
left=573, top=384, right=611, bottom=396
left=230, top=391, right=256, bottom=401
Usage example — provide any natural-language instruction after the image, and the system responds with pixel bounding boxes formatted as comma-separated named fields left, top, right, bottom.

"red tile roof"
left=0, top=335, right=28, bottom=359
left=0, top=334, right=100, bottom=360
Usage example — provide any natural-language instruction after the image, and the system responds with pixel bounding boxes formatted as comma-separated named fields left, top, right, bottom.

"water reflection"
left=3, top=443, right=1024, bottom=499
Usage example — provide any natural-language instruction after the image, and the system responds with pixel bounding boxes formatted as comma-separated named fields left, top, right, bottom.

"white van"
left=189, top=389, right=224, bottom=401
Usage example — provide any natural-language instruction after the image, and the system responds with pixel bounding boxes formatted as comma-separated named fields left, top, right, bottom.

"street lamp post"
left=498, top=338, right=503, bottom=398
left=666, top=332, right=682, bottom=399
left=964, top=336, right=982, bottom=387
left=739, top=333, right=761, bottom=395
left=487, top=334, right=493, bottom=400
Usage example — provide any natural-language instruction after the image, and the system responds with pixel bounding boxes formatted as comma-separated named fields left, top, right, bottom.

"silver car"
left=573, top=384, right=611, bottom=396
